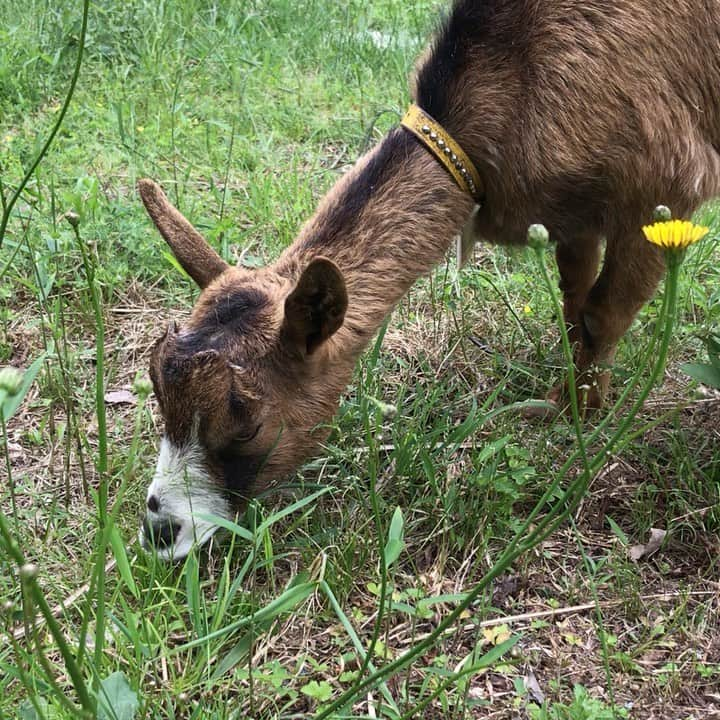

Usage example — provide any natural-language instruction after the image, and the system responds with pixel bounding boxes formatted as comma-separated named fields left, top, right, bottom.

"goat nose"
left=142, top=516, right=181, bottom=550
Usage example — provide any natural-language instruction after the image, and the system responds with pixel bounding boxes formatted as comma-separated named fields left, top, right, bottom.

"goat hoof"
left=545, top=379, right=605, bottom=418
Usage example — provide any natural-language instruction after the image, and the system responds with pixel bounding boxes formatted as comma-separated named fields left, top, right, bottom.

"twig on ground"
left=397, top=590, right=718, bottom=646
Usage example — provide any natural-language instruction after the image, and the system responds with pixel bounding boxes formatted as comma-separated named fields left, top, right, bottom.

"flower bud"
left=653, top=205, right=672, bottom=222
left=132, top=374, right=153, bottom=400
left=63, top=211, right=80, bottom=229
left=376, top=401, right=397, bottom=420
left=19, top=563, right=38, bottom=581
left=527, top=223, right=549, bottom=250
left=0, top=367, right=23, bottom=397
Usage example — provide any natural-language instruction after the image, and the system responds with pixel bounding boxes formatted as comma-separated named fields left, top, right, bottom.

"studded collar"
left=401, top=104, right=484, bottom=204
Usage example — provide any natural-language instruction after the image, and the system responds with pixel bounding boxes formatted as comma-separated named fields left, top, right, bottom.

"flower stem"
left=70, top=220, right=109, bottom=694
left=0, top=412, right=18, bottom=526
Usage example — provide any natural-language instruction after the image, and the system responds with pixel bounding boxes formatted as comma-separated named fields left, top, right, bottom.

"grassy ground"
left=1, top=1, right=719, bottom=718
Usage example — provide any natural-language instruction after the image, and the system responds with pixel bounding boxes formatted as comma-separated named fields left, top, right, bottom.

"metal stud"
left=451, top=153, right=457, bottom=163
left=444, top=147, right=452, bottom=156
left=429, top=131, right=437, bottom=140
left=421, top=125, right=430, bottom=134
left=437, top=138, right=446, bottom=148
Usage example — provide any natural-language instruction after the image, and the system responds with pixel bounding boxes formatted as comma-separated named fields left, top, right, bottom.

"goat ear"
left=138, top=179, right=229, bottom=289
left=283, top=258, right=348, bottom=355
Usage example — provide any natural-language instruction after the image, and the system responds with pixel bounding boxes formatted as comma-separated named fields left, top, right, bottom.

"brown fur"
left=139, top=0, right=720, bottom=522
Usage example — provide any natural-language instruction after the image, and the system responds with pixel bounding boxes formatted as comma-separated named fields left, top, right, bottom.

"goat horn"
left=138, top=179, right=229, bottom=289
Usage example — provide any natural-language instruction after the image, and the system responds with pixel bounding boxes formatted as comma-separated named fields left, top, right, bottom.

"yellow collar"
left=401, top=104, right=483, bottom=203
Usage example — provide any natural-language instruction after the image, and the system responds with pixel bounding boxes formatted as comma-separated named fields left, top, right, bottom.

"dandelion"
left=641, top=219, right=709, bottom=251
left=523, top=304, right=532, bottom=315
left=631, top=212, right=708, bottom=408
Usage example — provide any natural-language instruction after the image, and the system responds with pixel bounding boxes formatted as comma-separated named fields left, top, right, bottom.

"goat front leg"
left=563, top=228, right=665, bottom=410
left=555, top=235, right=602, bottom=346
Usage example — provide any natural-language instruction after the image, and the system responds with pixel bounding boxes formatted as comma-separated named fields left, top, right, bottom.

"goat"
left=138, top=0, right=720, bottom=559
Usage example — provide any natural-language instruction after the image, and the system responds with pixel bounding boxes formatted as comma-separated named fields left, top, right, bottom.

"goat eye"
left=234, top=424, right=261, bottom=444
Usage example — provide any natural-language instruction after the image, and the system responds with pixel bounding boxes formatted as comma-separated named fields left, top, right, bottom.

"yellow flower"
left=642, top=220, right=709, bottom=250
left=523, top=304, right=532, bottom=315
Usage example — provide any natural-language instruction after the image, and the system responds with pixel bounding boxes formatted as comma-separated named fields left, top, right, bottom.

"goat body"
left=138, top=0, right=720, bottom=559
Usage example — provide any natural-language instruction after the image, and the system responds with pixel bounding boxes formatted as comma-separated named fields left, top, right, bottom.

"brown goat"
left=138, top=0, right=720, bottom=559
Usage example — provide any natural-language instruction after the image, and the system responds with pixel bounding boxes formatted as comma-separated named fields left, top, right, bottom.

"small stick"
left=470, top=589, right=718, bottom=630
left=401, top=590, right=718, bottom=645
left=670, top=504, right=716, bottom=524
left=366, top=691, right=377, bottom=719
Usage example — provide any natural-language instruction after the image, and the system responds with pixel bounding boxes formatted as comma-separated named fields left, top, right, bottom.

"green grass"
left=1, top=1, right=720, bottom=718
